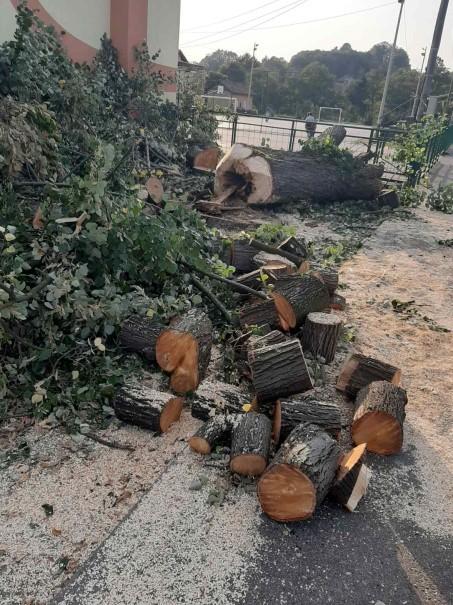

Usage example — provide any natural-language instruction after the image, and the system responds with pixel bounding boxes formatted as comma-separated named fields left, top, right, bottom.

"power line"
left=181, top=0, right=289, bottom=33
left=182, top=0, right=309, bottom=48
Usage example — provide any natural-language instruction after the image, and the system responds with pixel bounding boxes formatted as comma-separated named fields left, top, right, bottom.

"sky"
left=180, top=0, right=453, bottom=70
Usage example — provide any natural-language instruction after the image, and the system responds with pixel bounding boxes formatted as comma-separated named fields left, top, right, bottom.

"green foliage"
left=398, top=186, right=426, bottom=208
left=426, top=184, right=453, bottom=214
left=393, top=116, right=448, bottom=181
left=299, top=136, right=357, bottom=173
left=248, top=223, right=296, bottom=245
left=0, top=4, right=220, bottom=424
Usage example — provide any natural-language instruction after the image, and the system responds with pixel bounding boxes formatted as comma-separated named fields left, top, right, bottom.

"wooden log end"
left=258, top=463, right=316, bottom=522
left=230, top=454, right=267, bottom=477
left=160, top=397, right=185, bottom=432
left=352, top=410, right=403, bottom=455
left=188, top=435, right=212, bottom=455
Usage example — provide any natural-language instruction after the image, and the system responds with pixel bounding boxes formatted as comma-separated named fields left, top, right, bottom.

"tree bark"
left=313, top=267, right=339, bottom=295
left=214, top=143, right=384, bottom=206
left=278, top=235, right=308, bottom=261
left=352, top=381, right=407, bottom=455
left=247, top=330, right=288, bottom=358
left=278, top=397, right=342, bottom=443
left=329, top=443, right=370, bottom=511
left=239, top=298, right=281, bottom=330
left=156, top=309, right=212, bottom=394
left=258, top=422, right=341, bottom=522
left=272, top=275, right=330, bottom=328
left=336, top=353, right=402, bottom=398
left=249, top=339, right=313, bottom=404
left=113, top=384, right=184, bottom=433
left=230, top=239, right=257, bottom=273
left=119, top=316, right=164, bottom=363
left=230, top=412, right=272, bottom=476
left=302, top=312, right=343, bottom=363
left=190, top=381, right=248, bottom=421
left=189, top=414, right=239, bottom=454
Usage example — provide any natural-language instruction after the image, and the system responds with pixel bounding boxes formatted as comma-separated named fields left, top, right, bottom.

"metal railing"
left=214, top=112, right=453, bottom=186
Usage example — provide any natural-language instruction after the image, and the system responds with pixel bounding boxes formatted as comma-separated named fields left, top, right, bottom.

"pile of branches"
left=0, top=4, right=226, bottom=425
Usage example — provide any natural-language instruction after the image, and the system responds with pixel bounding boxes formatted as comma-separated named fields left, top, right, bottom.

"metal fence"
left=215, top=112, right=453, bottom=186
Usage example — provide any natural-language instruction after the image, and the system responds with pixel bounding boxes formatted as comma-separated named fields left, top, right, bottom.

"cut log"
left=278, top=235, right=308, bottom=261
left=337, top=353, right=402, bottom=398
left=313, top=268, right=339, bottom=295
left=278, top=397, right=342, bottom=443
left=352, top=381, right=407, bottom=455
left=248, top=238, right=303, bottom=266
left=330, top=293, right=346, bottom=311
left=302, top=312, right=343, bottom=364
left=230, top=412, right=272, bottom=476
left=249, top=339, right=313, bottom=404
left=317, top=125, right=347, bottom=146
left=330, top=443, right=370, bottom=512
left=189, top=414, right=238, bottom=454
left=119, top=315, right=164, bottom=363
left=253, top=252, right=296, bottom=272
left=230, top=239, right=257, bottom=273
left=188, top=145, right=221, bottom=172
left=377, top=189, right=400, bottom=209
left=145, top=176, right=164, bottom=204
left=190, top=381, right=248, bottom=421
left=156, top=309, right=212, bottom=394
left=272, top=275, right=330, bottom=328
left=247, top=330, right=288, bottom=357
left=239, top=298, right=281, bottom=330
left=214, top=143, right=384, bottom=206
left=235, top=264, right=291, bottom=290
left=258, top=422, right=341, bottom=522
left=113, top=384, right=184, bottom=432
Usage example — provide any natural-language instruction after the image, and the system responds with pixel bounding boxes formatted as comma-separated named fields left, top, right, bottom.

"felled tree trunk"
left=190, top=381, right=248, bottom=420
left=330, top=443, right=370, bottom=512
left=230, top=412, right=272, bottom=476
left=249, top=339, right=313, bottom=404
left=313, top=267, right=339, bottom=295
left=214, top=143, right=384, bottom=206
left=278, top=397, right=342, bottom=443
left=337, top=353, right=402, bottom=398
left=189, top=414, right=239, bottom=454
left=119, top=315, right=164, bottom=363
left=156, top=309, right=212, bottom=394
left=272, top=275, right=330, bottom=328
left=258, top=422, right=341, bottom=522
left=317, top=125, right=347, bottom=146
left=302, top=312, right=343, bottom=363
left=113, top=384, right=184, bottom=433
left=352, top=381, right=408, bottom=455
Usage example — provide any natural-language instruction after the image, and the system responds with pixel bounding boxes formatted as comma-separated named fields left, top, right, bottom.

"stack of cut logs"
left=115, top=233, right=407, bottom=522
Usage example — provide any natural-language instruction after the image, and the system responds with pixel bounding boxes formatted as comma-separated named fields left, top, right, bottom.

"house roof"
left=178, top=49, right=205, bottom=71
left=207, top=79, right=250, bottom=97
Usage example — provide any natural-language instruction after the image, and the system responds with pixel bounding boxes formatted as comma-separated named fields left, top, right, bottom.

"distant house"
left=0, top=0, right=181, bottom=101
left=178, top=50, right=206, bottom=96
left=206, top=79, right=253, bottom=112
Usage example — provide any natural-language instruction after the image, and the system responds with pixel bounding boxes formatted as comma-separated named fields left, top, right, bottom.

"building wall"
left=0, top=0, right=180, bottom=99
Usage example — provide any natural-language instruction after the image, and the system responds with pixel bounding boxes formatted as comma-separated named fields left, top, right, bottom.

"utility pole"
left=410, top=47, right=427, bottom=119
left=377, top=0, right=405, bottom=127
left=416, top=0, right=450, bottom=120
left=247, top=42, right=258, bottom=109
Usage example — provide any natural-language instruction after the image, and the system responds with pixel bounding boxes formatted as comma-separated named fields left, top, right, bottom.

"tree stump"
left=249, top=339, right=313, bottom=404
left=113, top=384, right=184, bottom=432
left=271, top=275, right=330, bottom=328
left=119, top=315, right=164, bottom=363
left=337, top=353, right=402, bottom=397
left=230, top=412, right=272, bottom=476
left=330, top=443, right=370, bottom=512
left=190, top=381, right=248, bottom=421
left=258, top=422, right=341, bottom=522
left=156, top=309, right=212, bottom=394
left=145, top=176, right=164, bottom=204
left=278, top=397, right=342, bottom=443
left=352, top=381, right=407, bottom=455
left=189, top=414, right=239, bottom=454
left=302, top=312, right=343, bottom=363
